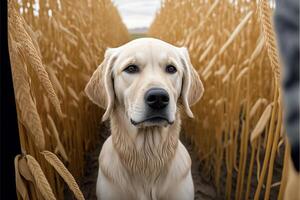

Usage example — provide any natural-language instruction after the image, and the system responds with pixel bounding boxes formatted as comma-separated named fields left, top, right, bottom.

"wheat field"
left=8, top=0, right=292, bottom=199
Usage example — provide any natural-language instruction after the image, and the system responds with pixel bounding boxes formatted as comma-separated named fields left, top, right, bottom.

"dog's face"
left=85, top=38, right=204, bottom=128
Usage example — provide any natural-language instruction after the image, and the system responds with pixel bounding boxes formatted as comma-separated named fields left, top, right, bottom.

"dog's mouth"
left=130, top=116, right=174, bottom=127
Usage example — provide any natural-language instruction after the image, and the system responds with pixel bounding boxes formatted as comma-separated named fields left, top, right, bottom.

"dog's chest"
left=124, top=173, right=168, bottom=200
left=98, top=136, right=192, bottom=200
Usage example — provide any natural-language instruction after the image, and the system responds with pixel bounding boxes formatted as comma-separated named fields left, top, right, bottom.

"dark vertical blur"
left=1, top=0, right=21, bottom=199
left=274, top=0, right=299, bottom=172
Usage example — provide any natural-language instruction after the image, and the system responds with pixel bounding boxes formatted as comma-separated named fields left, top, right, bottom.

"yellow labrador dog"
left=85, top=38, right=204, bottom=200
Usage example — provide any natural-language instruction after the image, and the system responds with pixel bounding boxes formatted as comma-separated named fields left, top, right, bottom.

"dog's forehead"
left=117, top=38, right=180, bottom=61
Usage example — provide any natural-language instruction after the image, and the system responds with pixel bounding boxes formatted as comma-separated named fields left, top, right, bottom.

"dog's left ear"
left=179, top=47, right=204, bottom=118
left=84, top=48, right=117, bottom=121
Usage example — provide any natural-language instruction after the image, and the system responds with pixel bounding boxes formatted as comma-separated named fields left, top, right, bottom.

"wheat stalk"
left=41, top=151, right=84, bottom=200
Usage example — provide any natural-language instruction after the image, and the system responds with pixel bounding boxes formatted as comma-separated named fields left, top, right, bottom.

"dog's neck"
left=110, top=106, right=181, bottom=180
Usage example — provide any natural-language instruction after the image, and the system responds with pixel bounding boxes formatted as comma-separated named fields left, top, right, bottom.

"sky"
left=112, top=0, right=161, bottom=30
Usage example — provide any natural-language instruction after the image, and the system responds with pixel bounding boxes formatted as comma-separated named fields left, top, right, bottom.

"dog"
left=85, top=38, right=204, bottom=200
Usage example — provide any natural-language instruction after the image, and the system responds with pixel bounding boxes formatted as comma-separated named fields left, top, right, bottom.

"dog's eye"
left=166, top=65, right=177, bottom=74
left=124, top=64, right=139, bottom=74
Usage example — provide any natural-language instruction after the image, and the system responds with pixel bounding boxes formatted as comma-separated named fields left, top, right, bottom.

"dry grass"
left=149, top=0, right=287, bottom=199
left=8, top=0, right=129, bottom=199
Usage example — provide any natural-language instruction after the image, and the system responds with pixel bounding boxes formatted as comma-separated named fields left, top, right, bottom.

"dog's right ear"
left=84, top=48, right=117, bottom=121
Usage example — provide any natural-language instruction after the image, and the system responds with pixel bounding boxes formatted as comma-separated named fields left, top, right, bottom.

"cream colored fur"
left=85, top=38, right=204, bottom=200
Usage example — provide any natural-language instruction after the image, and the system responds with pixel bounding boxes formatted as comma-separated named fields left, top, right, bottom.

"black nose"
left=145, top=88, right=169, bottom=109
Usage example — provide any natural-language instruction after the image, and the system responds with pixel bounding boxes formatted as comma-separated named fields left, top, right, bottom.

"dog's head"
left=85, top=38, right=204, bottom=128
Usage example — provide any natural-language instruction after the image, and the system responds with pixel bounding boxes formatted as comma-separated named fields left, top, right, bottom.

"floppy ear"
left=84, top=48, right=117, bottom=121
left=179, top=47, right=204, bottom=118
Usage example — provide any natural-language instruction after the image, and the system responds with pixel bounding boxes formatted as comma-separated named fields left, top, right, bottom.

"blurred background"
left=113, top=0, right=161, bottom=33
